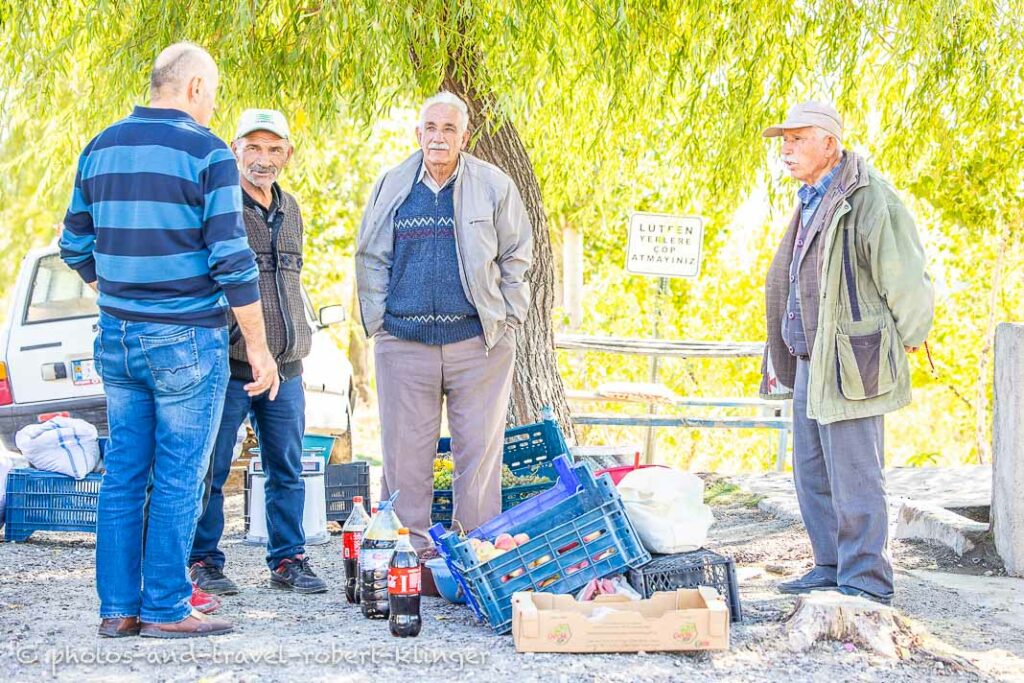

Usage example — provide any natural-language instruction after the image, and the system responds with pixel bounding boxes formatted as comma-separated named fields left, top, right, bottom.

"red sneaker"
left=190, top=583, right=222, bottom=614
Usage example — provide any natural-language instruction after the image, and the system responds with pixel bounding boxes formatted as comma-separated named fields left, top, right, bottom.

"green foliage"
left=704, top=480, right=762, bottom=508
left=2, top=0, right=1022, bottom=468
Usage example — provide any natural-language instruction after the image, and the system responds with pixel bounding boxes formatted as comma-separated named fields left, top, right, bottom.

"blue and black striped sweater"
left=59, top=106, right=259, bottom=328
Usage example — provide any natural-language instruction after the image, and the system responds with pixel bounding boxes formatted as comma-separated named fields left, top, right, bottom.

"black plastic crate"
left=324, top=461, right=371, bottom=522
left=627, top=548, right=742, bottom=622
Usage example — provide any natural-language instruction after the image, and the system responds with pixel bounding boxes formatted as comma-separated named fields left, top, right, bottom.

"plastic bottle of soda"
left=359, top=494, right=401, bottom=619
left=342, top=495, right=371, bottom=604
left=388, top=528, right=422, bottom=638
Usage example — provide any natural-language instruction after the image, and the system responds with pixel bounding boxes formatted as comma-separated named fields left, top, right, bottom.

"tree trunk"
left=347, top=284, right=373, bottom=407
left=442, top=64, right=575, bottom=441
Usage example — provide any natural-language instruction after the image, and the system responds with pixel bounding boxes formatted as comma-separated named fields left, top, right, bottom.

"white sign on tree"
left=625, top=212, right=704, bottom=278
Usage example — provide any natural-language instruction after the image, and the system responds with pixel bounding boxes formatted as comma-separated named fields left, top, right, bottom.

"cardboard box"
left=511, top=587, right=729, bottom=653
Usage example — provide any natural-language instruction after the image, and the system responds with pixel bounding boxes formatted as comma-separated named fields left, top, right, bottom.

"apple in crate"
left=473, top=540, right=507, bottom=563
left=500, top=567, right=526, bottom=583
left=494, top=533, right=517, bottom=551
left=513, top=533, right=530, bottom=546
left=529, top=554, right=552, bottom=568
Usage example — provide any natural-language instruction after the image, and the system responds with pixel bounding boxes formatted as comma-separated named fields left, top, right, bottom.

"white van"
left=0, top=245, right=354, bottom=453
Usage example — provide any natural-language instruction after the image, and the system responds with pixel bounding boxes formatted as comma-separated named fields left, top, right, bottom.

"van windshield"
left=24, top=254, right=99, bottom=324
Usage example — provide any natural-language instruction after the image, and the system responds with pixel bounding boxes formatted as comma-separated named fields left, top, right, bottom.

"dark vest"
left=228, top=187, right=311, bottom=381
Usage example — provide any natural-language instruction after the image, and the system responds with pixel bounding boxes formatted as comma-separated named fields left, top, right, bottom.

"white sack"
left=15, top=417, right=100, bottom=479
left=617, top=466, right=714, bottom=554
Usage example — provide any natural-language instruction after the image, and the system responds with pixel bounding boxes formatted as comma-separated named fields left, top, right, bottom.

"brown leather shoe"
left=98, top=616, right=141, bottom=638
left=139, top=611, right=233, bottom=639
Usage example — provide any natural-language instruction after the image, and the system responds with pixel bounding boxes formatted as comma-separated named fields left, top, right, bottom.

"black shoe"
left=778, top=568, right=839, bottom=594
left=189, top=560, right=240, bottom=596
left=270, top=555, right=328, bottom=594
left=838, top=586, right=893, bottom=606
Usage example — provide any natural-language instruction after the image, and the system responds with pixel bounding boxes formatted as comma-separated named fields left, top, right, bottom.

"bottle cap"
left=397, top=528, right=409, bottom=535
left=353, top=496, right=363, bottom=503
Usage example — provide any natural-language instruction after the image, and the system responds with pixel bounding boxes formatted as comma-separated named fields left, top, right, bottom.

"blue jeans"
left=94, top=312, right=228, bottom=623
left=191, top=375, right=306, bottom=570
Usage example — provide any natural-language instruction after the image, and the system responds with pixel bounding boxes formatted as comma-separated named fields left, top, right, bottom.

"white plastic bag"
left=617, top=466, right=714, bottom=554
left=15, top=417, right=100, bottom=479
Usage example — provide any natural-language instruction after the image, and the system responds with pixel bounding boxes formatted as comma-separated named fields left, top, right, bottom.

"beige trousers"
left=374, top=330, right=516, bottom=550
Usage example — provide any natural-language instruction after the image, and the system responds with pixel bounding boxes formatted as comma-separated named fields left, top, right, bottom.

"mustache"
left=428, top=142, right=450, bottom=150
left=247, top=163, right=278, bottom=174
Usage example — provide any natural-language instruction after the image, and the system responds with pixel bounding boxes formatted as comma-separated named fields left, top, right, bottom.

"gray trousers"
left=792, top=358, right=893, bottom=598
left=374, top=331, right=516, bottom=551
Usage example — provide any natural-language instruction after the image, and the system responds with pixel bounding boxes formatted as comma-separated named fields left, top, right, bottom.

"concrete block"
left=894, top=499, right=989, bottom=556
left=993, top=323, right=1024, bottom=576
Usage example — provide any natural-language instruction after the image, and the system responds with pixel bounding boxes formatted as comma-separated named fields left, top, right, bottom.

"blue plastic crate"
left=302, top=434, right=336, bottom=465
left=430, top=456, right=650, bottom=634
left=432, top=416, right=569, bottom=528
left=4, top=469, right=103, bottom=542
left=250, top=444, right=332, bottom=465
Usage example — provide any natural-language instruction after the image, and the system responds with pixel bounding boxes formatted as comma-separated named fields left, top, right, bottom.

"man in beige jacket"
left=355, top=91, right=533, bottom=552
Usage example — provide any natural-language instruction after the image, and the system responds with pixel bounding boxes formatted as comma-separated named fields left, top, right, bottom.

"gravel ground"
left=3, top=483, right=1015, bottom=683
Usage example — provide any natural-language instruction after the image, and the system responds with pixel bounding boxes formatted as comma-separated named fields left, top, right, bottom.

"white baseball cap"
left=763, top=101, right=843, bottom=140
left=234, top=109, right=290, bottom=141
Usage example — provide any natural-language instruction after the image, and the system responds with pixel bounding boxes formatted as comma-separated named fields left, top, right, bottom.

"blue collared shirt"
left=797, top=160, right=842, bottom=230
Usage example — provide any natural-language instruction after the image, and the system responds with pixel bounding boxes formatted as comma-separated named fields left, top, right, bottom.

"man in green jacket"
left=760, top=102, right=934, bottom=605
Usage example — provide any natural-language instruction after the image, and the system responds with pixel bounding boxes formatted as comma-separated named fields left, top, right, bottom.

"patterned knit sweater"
left=383, top=179, right=482, bottom=345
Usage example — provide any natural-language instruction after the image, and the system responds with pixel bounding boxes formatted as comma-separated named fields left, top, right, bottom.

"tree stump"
left=787, top=592, right=918, bottom=659
left=786, top=592, right=984, bottom=675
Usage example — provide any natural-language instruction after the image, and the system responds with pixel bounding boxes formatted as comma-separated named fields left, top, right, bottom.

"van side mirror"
left=318, top=305, right=346, bottom=328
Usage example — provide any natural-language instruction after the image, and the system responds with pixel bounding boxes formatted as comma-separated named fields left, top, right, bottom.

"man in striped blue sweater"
left=60, top=43, right=279, bottom=639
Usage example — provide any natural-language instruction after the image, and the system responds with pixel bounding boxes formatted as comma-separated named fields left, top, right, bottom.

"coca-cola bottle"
left=342, top=495, right=370, bottom=604
left=388, top=528, right=422, bottom=638
left=359, top=494, right=401, bottom=619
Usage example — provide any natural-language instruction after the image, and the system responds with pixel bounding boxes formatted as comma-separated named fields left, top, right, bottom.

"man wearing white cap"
left=759, top=102, right=934, bottom=604
left=190, top=109, right=327, bottom=595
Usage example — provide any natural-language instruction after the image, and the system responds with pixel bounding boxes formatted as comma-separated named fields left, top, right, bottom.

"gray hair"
left=150, top=42, right=216, bottom=95
left=418, top=91, right=470, bottom=132
left=813, top=126, right=844, bottom=155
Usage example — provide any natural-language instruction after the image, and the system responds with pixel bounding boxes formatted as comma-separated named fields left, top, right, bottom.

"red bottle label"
left=388, top=566, right=422, bottom=595
left=342, top=531, right=362, bottom=560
